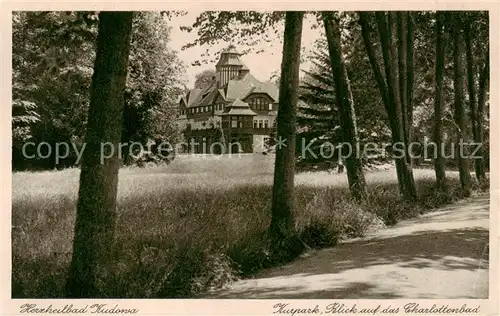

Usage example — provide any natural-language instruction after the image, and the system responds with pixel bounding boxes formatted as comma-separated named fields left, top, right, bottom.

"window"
left=249, top=97, right=271, bottom=111
left=264, top=120, right=269, bottom=128
left=269, top=103, right=272, bottom=110
left=253, top=120, right=258, bottom=129
left=231, top=119, right=237, bottom=128
left=259, top=120, right=263, bottom=128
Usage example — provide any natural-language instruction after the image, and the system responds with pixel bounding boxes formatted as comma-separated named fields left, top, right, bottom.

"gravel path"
left=208, top=194, right=490, bottom=299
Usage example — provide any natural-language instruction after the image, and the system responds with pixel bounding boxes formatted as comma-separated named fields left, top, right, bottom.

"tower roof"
left=216, top=45, right=247, bottom=68
left=221, top=44, right=241, bottom=55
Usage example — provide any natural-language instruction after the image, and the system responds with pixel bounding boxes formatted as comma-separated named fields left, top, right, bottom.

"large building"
left=178, top=45, right=279, bottom=154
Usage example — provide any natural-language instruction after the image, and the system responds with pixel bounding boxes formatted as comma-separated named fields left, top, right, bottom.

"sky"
left=167, top=12, right=323, bottom=88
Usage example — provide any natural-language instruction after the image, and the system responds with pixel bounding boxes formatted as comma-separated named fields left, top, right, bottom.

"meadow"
left=12, top=154, right=476, bottom=298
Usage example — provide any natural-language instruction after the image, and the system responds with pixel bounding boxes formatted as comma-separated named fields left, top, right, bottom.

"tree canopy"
left=12, top=11, right=187, bottom=170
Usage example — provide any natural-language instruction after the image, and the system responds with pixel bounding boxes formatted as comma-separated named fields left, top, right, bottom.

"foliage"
left=12, top=12, right=97, bottom=170
left=12, top=11, right=186, bottom=170
left=179, top=11, right=285, bottom=65
left=123, top=12, right=186, bottom=149
left=12, top=100, right=40, bottom=143
left=193, top=69, right=216, bottom=89
left=296, top=16, right=390, bottom=168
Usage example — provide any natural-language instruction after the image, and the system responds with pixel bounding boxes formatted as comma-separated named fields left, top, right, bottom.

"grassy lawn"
left=12, top=154, right=476, bottom=298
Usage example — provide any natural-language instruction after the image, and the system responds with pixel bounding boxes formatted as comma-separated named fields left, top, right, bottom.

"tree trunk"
left=406, top=12, right=415, bottom=159
left=374, top=11, right=417, bottom=201
left=322, top=12, right=367, bottom=203
left=66, top=12, right=134, bottom=297
left=397, top=11, right=415, bottom=166
left=359, top=12, right=403, bottom=194
left=269, top=11, right=305, bottom=258
left=358, top=13, right=390, bottom=107
left=476, top=48, right=489, bottom=180
left=397, top=12, right=408, bottom=151
left=451, top=14, right=472, bottom=196
left=432, top=11, right=447, bottom=191
left=463, top=16, right=486, bottom=182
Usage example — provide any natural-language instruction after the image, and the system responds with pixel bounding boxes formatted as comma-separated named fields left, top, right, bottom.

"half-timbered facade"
left=178, top=45, right=279, bottom=153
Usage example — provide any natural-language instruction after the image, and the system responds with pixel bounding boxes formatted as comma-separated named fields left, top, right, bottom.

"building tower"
left=215, top=44, right=249, bottom=88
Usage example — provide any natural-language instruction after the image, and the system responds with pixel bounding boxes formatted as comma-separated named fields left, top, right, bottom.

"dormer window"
left=248, top=97, right=269, bottom=111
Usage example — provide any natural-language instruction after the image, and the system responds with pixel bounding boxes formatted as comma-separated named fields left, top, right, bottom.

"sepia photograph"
left=6, top=6, right=496, bottom=311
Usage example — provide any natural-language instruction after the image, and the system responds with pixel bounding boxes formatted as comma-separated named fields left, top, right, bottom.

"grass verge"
left=12, top=161, right=487, bottom=298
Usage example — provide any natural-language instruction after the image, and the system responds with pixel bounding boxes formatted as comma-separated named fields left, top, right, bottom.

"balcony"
left=223, top=126, right=254, bottom=134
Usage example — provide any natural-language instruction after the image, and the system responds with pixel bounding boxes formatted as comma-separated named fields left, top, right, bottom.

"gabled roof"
left=225, top=73, right=278, bottom=102
left=180, top=45, right=279, bottom=108
left=217, top=89, right=226, bottom=101
left=230, top=98, right=251, bottom=108
left=241, top=83, right=278, bottom=101
left=198, top=85, right=219, bottom=106
left=219, top=98, right=257, bottom=116
left=182, top=73, right=279, bottom=108
left=181, top=88, right=204, bottom=107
